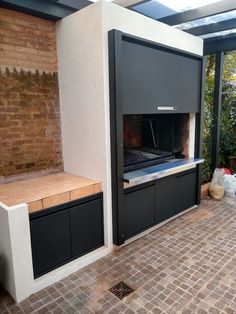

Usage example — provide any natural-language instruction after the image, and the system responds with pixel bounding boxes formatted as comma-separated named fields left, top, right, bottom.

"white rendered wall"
left=0, top=203, right=16, bottom=298
left=189, top=113, right=196, bottom=158
left=101, top=0, right=203, bottom=55
left=57, top=0, right=203, bottom=251
left=0, top=202, right=34, bottom=302
left=56, top=3, right=114, bottom=249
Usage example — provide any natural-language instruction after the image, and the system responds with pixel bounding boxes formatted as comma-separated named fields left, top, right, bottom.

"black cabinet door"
left=70, top=199, right=104, bottom=258
left=121, top=40, right=201, bottom=114
left=30, top=210, right=71, bottom=277
left=174, top=169, right=197, bottom=215
left=156, top=169, right=197, bottom=224
left=124, top=185, right=155, bottom=239
left=155, top=175, right=176, bottom=224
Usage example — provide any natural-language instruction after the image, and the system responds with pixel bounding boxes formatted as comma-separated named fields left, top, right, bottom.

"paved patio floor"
left=1, top=197, right=236, bottom=314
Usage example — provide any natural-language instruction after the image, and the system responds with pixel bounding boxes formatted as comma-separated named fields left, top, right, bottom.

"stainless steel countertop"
left=123, top=158, right=204, bottom=188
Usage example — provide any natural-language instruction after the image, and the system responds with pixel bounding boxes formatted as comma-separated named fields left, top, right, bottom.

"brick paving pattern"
left=0, top=197, right=236, bottom=313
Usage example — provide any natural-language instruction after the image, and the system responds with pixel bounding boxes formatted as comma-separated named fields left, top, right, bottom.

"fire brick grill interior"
left=123, top=114, right=189, bottom=172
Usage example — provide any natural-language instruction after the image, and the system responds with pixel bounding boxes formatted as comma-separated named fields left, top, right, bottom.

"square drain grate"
left=109, top=281, right=134, bottom=300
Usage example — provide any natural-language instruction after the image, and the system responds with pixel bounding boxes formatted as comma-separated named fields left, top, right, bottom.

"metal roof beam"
left=0, top=0, right=91, bottom=20
left=55, top=0, right=92, bottom=10
left=157, top=0, right=236, bottom=26
left=186, top=17, right=236, bottom=36
left=204, top=33, right=236, bottom=54
left=211, top=52, right=224, bottom=175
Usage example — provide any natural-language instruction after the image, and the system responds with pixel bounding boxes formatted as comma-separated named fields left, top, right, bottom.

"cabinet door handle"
left=157, top=106, right=177, bottom=111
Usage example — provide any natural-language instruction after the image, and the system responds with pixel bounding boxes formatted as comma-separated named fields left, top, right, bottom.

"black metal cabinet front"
left=30, top=193, right=103, bottom=277
left=173, top=169, right=197, bottom=215
left=30, top=210, right=71, bottom=277
left=155, top=175, right=175, bottom=224
left=70, top=199, right=104, bottom=258
left=155, top=169, right=197, bottom=223
left=109, top=30, right=203, bottom=245
left=124, top=184, right=155, bottom=239
left=121, top=38, right=202, bottom=114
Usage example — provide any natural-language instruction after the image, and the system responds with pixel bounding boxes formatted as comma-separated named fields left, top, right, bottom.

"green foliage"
left=219, top=81, right=236, bottom=163
left=202, top=52, right=236, bottom=183
left=202, top=55, right=214, bottom=183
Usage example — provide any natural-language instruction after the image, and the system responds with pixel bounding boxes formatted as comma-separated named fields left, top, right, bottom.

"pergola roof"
left=0, top=0, right=235, bottom=175
left=0, top=0, right=235, bottom=55
left=129, top=0, right=236, bottom=54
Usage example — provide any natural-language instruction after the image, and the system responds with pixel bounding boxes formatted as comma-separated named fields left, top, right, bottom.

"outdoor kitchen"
left=0, top=0, right=204, bottom=304
left=1, top=0, right=236, bottom=312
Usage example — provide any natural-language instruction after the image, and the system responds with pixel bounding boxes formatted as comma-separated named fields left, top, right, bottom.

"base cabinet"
left=30, top=193, right=104, bottom=277
left=124, top=185, right=155, bottom=239
left=30, top=210, right=71, bottom=277
left=174, top=169, right=197, bottom=215
left=155, top=175, right=175, bottom=224
left=124, top=169, right=197, bottom=240
left=70, top=199, right=104, bottom=258
left=155, top=169, right=197, bottom=223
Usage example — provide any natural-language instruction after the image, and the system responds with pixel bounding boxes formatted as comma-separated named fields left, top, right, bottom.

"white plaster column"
left=0, top=202, right=34, bottom=302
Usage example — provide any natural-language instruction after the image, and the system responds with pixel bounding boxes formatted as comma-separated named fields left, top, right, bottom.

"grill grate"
left=109, top=281, right=134, bottom=300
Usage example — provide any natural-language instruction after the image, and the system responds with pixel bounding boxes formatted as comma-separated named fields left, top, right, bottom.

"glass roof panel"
left=176, top=10, right=236, bottom=30
left=200, top=28, right=236, bottom=39
left=154, top=0, right=218, bottom=12
left=132, top=0, right=220, bottom=20
left=132, top=1, right=176, bottom=19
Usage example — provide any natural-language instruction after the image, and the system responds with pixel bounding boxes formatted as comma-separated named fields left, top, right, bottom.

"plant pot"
left=201, top=183, right=209, bottom=199
left=229, top=156, right=236, bottom=172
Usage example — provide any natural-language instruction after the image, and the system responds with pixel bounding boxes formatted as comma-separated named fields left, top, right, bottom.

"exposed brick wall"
left=0, top=8, right=57, bottom=72
left=123, top=118, right=142, bottom=148
left=0, top=8, right=62, bottom=180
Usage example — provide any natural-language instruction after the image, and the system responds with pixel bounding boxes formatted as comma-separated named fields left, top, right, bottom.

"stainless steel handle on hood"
left=157, top=106, right=177, bottom=111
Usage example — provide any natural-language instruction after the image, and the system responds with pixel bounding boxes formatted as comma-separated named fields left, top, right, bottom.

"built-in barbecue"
left=109, top=30, right=204, bottom=246
left=123, top=114, right=189, bottom=172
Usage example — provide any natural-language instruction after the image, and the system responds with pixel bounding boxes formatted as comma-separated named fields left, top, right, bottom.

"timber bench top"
left=0, top=172, right=101, bottom=213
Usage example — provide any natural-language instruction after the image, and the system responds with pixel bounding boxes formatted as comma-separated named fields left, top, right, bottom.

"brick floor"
left=1, top=197, right=236, bottom=314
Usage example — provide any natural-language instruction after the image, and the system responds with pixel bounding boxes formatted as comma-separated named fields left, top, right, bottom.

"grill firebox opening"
left=123, top=113, right=189, bottom=172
